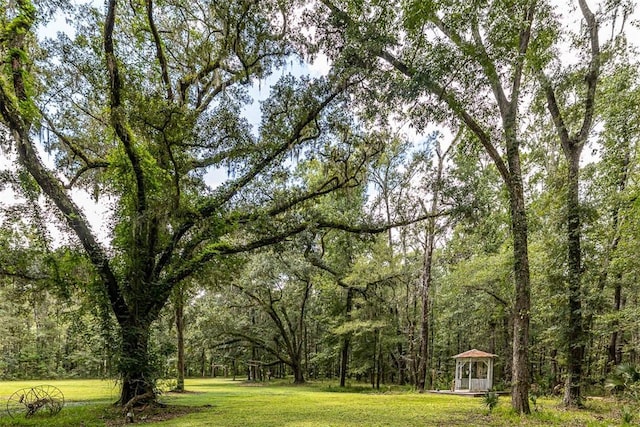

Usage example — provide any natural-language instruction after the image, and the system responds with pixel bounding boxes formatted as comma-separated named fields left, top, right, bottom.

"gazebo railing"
left=455, top=378, right=491, bottom=391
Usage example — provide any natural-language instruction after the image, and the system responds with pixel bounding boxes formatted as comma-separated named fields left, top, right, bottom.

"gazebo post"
left=488, top=359, right=493, bottom=389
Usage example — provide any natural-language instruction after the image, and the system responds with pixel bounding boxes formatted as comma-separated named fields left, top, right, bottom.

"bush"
left=482, top=390, right=499, bottom=414
left=606, top=364, right=640, bottom=402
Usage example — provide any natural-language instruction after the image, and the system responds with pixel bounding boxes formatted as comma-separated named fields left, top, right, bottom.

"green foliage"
left=529, top=391, right=541, bottom=412
left=482, top=390, right=499, bottom=414
left=606, top=364, right=640, bottom=402
left=620, top=405, right=634, bottom=425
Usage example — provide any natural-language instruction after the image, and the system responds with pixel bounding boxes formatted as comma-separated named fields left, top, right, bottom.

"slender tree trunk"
left=417, top=142, right=448, bottom=393
left=605, top=148, right=629, bottom=372
left=175, top=287, right=185, bottom=392
left=232, top=358, right=237, bottom=381
left=607, top=281, right=622, bottom=369
left=563, top=150, right=585, bottom=408
left=304, top=323, right=309, bottom=379
left=202, top=348, right=207, bottom=377
left=376, top=329, right=383, bottom=390
left=417, top=236, right=434, bottom=393
left=339, top=287, right=354, bottom=387
left=506, top=131, right=531, bottom=414
left=405, top=277, right=418, bottom=386
left=371, top=332, right=377, bottom=389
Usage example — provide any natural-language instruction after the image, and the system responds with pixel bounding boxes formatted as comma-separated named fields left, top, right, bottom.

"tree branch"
left=66, top=162, right=111, bottom=189
left=0, top=0, right=127, bottom=322
left=228, top=330, right=292, bottom=366
left=467, top=285, right=510, bottom=307
left=576, top=0, right=600, bottom=144
left=104, top=0, right=148, bottom=215
left=539, top=72, right=571, bottom=150
left=105, top=0, right=159, bottom=281
left=319, top=0, right=512, bottom=183
left=510, top=3, right=536, bottom=114
left=200, top=81, right=348, bottom=218
left=0, top=269, right=49, bottom=282
left=145, top=0, right=174, bottom=101
left=314, top=209, right=450, bottom=234
left=469, top=17, right=509, bottom=116
left=154, top=79, right=355, bottom=281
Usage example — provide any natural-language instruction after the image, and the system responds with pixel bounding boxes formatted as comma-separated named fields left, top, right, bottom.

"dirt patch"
left=102, top=404, right=207, bottom=426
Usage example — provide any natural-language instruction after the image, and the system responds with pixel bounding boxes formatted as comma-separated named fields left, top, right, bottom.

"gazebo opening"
left=452, top=349, right=497, bottom=392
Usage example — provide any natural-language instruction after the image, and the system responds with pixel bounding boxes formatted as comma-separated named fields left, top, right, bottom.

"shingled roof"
left=452, top=349, right=497, bottom=359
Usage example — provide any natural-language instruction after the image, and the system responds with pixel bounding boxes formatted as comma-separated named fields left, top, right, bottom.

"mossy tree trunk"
left=175, top=286, right=186, bottom=392
left=118, top=317, right=155, bottom=405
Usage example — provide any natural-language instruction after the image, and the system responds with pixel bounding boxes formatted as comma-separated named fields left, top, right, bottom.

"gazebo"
left=452, top=349, right=497, bottom=392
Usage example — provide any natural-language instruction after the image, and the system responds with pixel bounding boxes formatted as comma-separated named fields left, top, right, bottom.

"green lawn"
left=0, top=378, right=631, bottom=426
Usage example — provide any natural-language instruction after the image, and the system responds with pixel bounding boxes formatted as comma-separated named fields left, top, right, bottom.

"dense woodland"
left=0, top=0, right=639, bottom=415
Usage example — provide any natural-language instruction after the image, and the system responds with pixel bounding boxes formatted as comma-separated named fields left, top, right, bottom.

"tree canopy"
left=1, top=0, right=640, bottom=417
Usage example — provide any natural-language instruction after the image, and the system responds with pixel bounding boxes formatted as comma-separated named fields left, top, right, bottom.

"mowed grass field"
left=0, top=378, right=629, bottom=426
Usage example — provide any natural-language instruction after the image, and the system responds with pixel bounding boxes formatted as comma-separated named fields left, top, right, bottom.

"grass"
left=0, top=378, right=632, bottom=426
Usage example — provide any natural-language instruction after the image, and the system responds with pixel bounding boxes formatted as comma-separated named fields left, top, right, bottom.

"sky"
left=1, top=0, right=638, bottom=247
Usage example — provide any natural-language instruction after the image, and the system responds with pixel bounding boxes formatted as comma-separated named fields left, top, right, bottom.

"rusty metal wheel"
left=6, top=385, right=64, bottom=418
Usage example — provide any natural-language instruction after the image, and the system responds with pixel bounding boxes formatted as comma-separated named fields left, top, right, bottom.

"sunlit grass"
left=0, top=379, right=119, bottom=426
left=0, top=378, right=120, bottom=403
left=0, top=378, right=630, bottom=426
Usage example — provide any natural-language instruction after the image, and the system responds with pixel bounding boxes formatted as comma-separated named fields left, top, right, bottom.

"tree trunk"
left=417, top=241, right=433, bottom=393
left=118, top=319, right=155, bottom=405
left=397, top=343, right=405, bottom=385
left=293, top=361, right=305, bottom=384
left=339, top=287, right=354, bottom=387
left=406, top=280, right=418, bottom=386
left=175, top=287, right=185, bottom=392
left=550, top=349, right=559, bottom=387
left=376, top=329, right=383, bottom=390
left=202, top=348, right=207, bottom=377
left=417, top=142, right=448, bottom=393
left=563, top=151, right=585, bottom=408
left=607, top=281, right=622, bottom=370
left=304, top=323, right=309, bottom=379
left=251, top=346, right=257, bottom=381
left=506, top=134, right=531, bottom=414
left=371, top=332, right=377, bottom=389
left=538, top=0, right=598, bottom=407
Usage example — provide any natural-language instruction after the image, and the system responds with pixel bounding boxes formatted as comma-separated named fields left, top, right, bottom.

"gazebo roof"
left=452, top=349, right=497, bottom=359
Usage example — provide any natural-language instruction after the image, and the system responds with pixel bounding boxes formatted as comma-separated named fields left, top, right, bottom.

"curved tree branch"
left=577, top=0, right=600, bottom=145
left=318, top=0, right=511, bottom=183
left=105, top=0, right=148, bottom=214
left=0, top=0, right=127, bottom=321
left=145, top=0, right=174, bottom=101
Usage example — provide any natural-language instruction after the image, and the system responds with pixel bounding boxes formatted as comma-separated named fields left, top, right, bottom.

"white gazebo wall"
left=454, top=357, right=493, bottom=391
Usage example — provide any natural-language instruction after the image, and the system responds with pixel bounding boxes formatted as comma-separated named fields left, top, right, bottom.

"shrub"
left=482, top=390, right=499, bottom=414
left=606, top=364, right=640, bottom=402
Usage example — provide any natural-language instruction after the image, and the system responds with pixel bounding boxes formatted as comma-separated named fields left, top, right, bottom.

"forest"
left=0, top=0, right=639, bottom=419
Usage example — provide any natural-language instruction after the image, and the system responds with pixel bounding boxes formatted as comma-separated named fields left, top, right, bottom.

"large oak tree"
left=0, top=0, right=385, bottom=405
